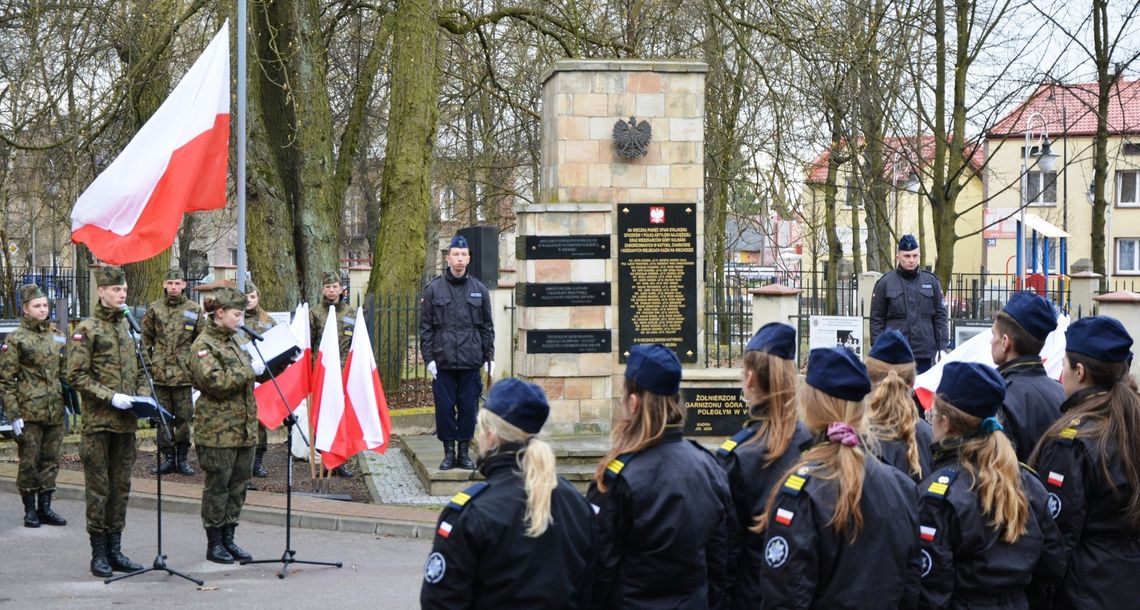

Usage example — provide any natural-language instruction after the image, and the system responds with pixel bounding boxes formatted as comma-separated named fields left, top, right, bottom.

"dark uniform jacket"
left=587, top=427, right=733, bottom=609
left=67, top=303, right=147, bottom=434
left=1031, top=387, right=1140, bottom=610
left=190, top=322, right=258, bottom=448
left=997, top=356, right=1064, bottom=463
left=310, top=299, right=354, bottom=366
left=870, top=267, right=948, bottom=359
left=0, top=316, right=67, bottom=424
left=141, top=294, right=203, bottom=386
left=875, top=419, right=935, bottom=483
left=758, top=450, right=921, bottom=609
left=419, top=270, right=494, bottom=370
left=716, top=411, right=813, bottom=609
left=917, top=440, right=1066, bottom=609
left=420, top=450, right=598, bottom=609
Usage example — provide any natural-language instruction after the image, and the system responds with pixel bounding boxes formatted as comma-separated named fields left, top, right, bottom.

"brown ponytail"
left=866, top=356, right=923, bottom=479
left=593, top=379, right=686, bottom=492
left=741, top=349, right=799, bottom=466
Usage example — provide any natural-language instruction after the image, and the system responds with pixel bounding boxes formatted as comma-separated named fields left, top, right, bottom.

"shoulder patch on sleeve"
left=72, top=332, right=85, bottom=342
left=447, top=481, right=489, bottom=511
left=604, top=452, right=639, bottom=481
left=1057, top=426, right=1078, bottom=445
left=717, top=427, right=758, bottom=458
left=781, top=470, right=811, bottom=496
left=924, top=468, right=959, bottom=501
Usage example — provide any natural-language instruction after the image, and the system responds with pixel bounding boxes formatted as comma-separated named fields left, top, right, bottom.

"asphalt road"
left=0, top=490, right=432, bottom=608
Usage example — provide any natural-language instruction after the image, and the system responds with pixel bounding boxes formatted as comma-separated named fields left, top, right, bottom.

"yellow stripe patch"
left=1060, top=427, right=1077, bottom=440
left=606, top=459, right=625, bottom=475
left=928, top=482, right=948, bottom=496
left=785, top=475, right=806, bottom=491
left=719, top=439, right=739, bottom=452
left=450, top=491, right=471, bottom=506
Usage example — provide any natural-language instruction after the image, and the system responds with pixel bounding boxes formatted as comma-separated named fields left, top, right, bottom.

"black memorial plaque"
left=617, top=203, right=698, bottom=363
left=518, top=235, right=611, bottom=260
left=526, top=329, right=612, bottom=354
left=516, top=282, right=610, bottom=307
left=682, top=387, right=748, bottom=436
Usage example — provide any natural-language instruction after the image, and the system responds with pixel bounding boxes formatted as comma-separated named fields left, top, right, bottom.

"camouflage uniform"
left=309, top=272, right=356, bottom=476
left=236, top=299, right=276, bottom=454
left=142, top=281, right=203, bottom=466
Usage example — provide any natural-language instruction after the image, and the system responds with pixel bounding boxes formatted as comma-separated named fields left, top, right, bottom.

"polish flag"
left=320, top=307, right=391, bottom=468
left=70, top=22, right=230, bottom=264
left=311, top=306, right=345, bottom=457
left=920, top=525, right=937, bottom=542
left=254, top=303, right=311, bottom=429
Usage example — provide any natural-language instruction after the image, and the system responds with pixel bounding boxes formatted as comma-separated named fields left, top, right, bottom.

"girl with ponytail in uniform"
left=1030, top=316, right=1140, bottom=609
left=918, top=362, right=1064, bottom=609
left=756, top=347, right=920, bottom=609
left=865, top=329, right=933, bottom=482
left=421, top=378, right=597, bottom=609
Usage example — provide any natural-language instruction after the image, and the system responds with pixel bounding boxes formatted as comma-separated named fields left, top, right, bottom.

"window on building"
left=1118, top=170, right=1140, bottom=207
left=439, top=188, right=456, bottom=221
left=1119, top=239, right=1140, bottom=274
left=229, top=248, right=238, bottom=265
left=843, top=179, right=863, bottom=209
left=1123, top=141, right=1140, bottom=156
left=1025, top=171, right=1057, bottom=206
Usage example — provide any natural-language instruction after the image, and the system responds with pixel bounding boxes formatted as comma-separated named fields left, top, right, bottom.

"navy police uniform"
left=874, top=418, right=935, bottom=483
left=996, top=356, right=1064, bottom=463
left=869, top=269, right=948, bottom=369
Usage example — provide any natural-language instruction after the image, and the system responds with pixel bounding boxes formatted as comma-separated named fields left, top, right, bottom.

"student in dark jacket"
left=1029, top=316, right=1140, bottom=609
left=757, top=347, right=921, bottom=609
left=989, top=292, right=1065, bottom=462
left=716, top=323, right=811, bottom=609
left=421, top=378, right=597, bottom=609
left=588, top=344, right=733, bottom=609
left=866, top=329, right=934, bottom=482
left=918, top=362, right=1065, bottom=609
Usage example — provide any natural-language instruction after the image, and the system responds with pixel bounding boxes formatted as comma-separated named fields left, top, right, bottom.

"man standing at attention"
left=420, top=234, right=495, bottom=470
left=870, top=234, right=949, bottom=374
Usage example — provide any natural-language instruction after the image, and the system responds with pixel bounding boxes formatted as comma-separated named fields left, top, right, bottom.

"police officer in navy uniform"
left=588, top=344, right=733, bottom=609
left=420, top=378, right=597, bottom=609
left=716, top=323, right=811, bottom=608
left=870, top=235, right=948, bottom=374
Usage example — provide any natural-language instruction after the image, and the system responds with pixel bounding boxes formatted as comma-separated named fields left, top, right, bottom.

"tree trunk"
left=1090, top=0, right=1111, bottom=289
left=825, top=109, right=844, bottom=316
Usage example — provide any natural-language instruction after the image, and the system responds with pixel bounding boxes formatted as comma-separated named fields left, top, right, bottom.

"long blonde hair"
left=866, top=356, right=923, bottom=479
left=741, top=350, right=799, bottom=467
left=476, top=409, right=558, bottom=537
left=593, top=379, right=686, bottom=492
left=936, top=397, right=1029, bottom=543
left=754, top=384, right=868, bottom=540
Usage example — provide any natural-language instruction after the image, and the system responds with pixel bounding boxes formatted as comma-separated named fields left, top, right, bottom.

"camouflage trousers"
left=16, top=421, right=64, bottom=494
left=80, top=431, right=136, bottom=534
left=257, top=424, right=268, bottom=452
left=197, top=446, right=254, bottom=528
left=154, top=385, right=194, bottom=451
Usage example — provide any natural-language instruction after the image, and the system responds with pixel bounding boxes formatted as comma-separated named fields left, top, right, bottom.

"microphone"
left=238, top=325, right=264, bottom=342
left=120, top=305, right=141, bottom=334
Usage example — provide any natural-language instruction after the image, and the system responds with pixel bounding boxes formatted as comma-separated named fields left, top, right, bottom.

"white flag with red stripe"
left=311, top=306, right=345, bottom=460
left=253, top=303, right=310, bottom=429
left=70, top=22, right=230, bottom=264
left=321, top=307, right=391, bottom=468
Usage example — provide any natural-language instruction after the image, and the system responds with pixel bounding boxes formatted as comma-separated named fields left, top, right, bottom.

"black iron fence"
left=364, top=293, right=433, bottom=410
left=2, top=267, right=88, bottom=320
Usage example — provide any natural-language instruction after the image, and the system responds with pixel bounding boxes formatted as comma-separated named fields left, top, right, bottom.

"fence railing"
left=365, top=293, right=433, bottom=410
left=2, top=267, right=88, bottom=320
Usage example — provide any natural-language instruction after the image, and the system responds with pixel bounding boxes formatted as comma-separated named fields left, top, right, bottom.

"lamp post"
left=1019, top=112, right=1058, bottom=288
left=889, top=149, right=920, bottom=240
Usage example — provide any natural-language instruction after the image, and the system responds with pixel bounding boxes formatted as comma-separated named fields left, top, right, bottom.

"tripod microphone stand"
left=107, top=309, right=202, bottom=586
left=240, top=337, right=342, bottom=578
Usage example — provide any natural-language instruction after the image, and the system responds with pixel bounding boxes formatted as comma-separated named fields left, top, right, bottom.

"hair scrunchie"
left=980, top=416, right=1004, bottom=434
left=827, top=422, right=860, bottom=447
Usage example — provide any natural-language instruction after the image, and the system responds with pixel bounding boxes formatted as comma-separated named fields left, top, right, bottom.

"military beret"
left=625, top=344, right=682, bottom=396
left=212, top=286, right=248, bottom=310
left=164, top=268, right=185, bottom=281
left=746, top=323, right=796, bottom=359
left=898, top=234, right=919, bottom=252
left=937, top=362, right=1004, bottom=419
left=449, top=234, right=469, bottom=250
left=321, top=272, right=341, bottom=286
left=95, top=266, right=127, bottom=287
left=244, top=280, right=259, bottom=295
left=1001, top=292, right=1056, bottom=341
left=484, top=378, right=550, bottom=434
left=19, top=283, right=45, bottom=303
left=1066, top=316, right=1133, bottom=363
left=805, top=347, right=871, bottom=402
left=869, top=329, right=914, bottom=364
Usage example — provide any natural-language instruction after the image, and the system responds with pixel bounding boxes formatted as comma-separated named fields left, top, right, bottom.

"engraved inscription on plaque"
left=516, top=283, right=610, bottom=307
left=682, top=388, right=748, bottom=436
left=517, top=235, right=611, bottom=260
left=526, top=329, right=612, bottom=354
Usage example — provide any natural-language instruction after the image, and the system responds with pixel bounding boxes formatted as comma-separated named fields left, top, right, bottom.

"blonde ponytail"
left=866, top=357, right=923, bottom=479
left=476, top=409, right=559, bottom=537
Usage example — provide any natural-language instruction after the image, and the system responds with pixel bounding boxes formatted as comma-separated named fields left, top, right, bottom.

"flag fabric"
left=1046, top=471, right=1065, bottom=488
left=320, top=307, right=391, bottom=469
left=254, top=303, right=311, bottom=429
left=311, top=306, right=345, bottom=460
left=920, top=526, right=937, bottom=542
left=70, top=21, right=230, bottom=264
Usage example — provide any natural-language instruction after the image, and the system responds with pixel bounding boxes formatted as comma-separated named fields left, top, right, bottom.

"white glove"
left=251, top=358, right=266, bottom=376
left=485, top=360, right=496, bottom=377
left=12, top=418, right=23, bottom=436
left=111, top=393, right=133, bottom=410
left=427, top=361, right=438, bottom=379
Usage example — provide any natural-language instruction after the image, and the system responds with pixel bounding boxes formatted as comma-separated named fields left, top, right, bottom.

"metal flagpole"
left=235, top=0, right=248, bottom=293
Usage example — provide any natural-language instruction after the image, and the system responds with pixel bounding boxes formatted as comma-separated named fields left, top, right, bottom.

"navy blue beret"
left=1066, top=316, right=1133, bottom=363
left=625, top=344, right=682, bottom=396
left=805, top=347, right=871, bottom=402
left=898, top=234, right=919, bottom=251
left=1002, top=292, right=1056, bottom=341
left=484, top=378, right=550, bottom=434
left=937, top=362, right=1005, bottom=419
left=449, top=234, right=469, bottom=250
left=869, top=329, right=914, bottom=364
left=746, top=323, right=796, bottom=359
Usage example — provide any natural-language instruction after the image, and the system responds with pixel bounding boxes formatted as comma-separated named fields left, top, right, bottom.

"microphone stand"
left=107, top=309, right=203, bottom=586
left=240, top=336, right=342, bottom=579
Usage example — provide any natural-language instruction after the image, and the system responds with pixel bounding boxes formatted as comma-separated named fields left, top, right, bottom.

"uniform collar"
left=1059, top=385, right=1112, bottom=413
left=661, top=425, right=685, bottom=443
left=95, top=302, right=122, bottom=322
left=896, top=265, right=919, bottom=280
left=164, top=293, right=186, bottom=306
left=744, top=400, right=770, bottom=426
left=20, top=315, right=50, bottom=331
left=997, top=355, right=1046, bottom=377
left=477, top=445, right=526, bottom=478
left=205, top=320, right=237, bottom=338
left=445, top=268, right=468, bottom=285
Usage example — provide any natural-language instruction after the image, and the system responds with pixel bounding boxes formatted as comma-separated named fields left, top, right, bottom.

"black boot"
left=151, top=449, right=176, bottom=475
left=106, top=532, right=144, bottom=572
left=206, top=527, right=235, bottom=564
left=36, top=491, right=67, bottom=526
left=89, top=533, right=112, bottom=578
left=252, top=448, right=268, bottom=477
left=456, top=441, right=476, bottom=470
left=331, top=463, right=353, bottom=477
left=175, top=443, right=196, bottom=476
left=439, top=441, right=456, bottom=470
left=222, top=524, right=253, bottom=562
left=21, top=493, right=40, bottom=528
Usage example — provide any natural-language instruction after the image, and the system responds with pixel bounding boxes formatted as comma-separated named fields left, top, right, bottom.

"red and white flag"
left=70, top=22, right=230, bottom=264
left=321, top=307, right=391, bottom=468
left=311, top=306, right=345, bottom=456
left=254, top=303, right=311, bottom=429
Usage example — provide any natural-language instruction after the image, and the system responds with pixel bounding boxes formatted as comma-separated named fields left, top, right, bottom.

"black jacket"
left=917, top=440, right=1066, bottom=609
left=997, top=356, right=1065, bottom=463
left=1031, top=387, right=1140, bottom=609
left=419, top=270, right=495, bottom=370
left=420, top=450, right=598, bottom=609
left=869, top=267, right=948, bottom=359
left=587, top=427, right=733, bottom=609
left=875, top=419, right=935, bottom=483
left=716, top=412, right=813, bottom=609
left=758, top=448, right=921, bottom=609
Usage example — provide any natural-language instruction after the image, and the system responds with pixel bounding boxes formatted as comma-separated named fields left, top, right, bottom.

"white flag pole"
left=235, top=0, right=248, bottom=292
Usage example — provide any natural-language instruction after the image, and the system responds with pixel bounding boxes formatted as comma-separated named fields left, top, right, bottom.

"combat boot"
left=89, top=533, right=112, bottom=578
left=206, top=527, right=235, bottom=564
left=222, top=524, right=253, bottom=562
left=21, top=493, right=40, bottom=528
left=175, top=443, right=195, bottom=476
left=106, top=532, right=144, bottom=572
left=36, top=491, right=67, bottom=526
left=456, top=441, right=476, bottom=470
left=332, top=463, right=353, bottom=477
left=439, top=441, right=456, bottom=470
left=252, top=448, right=268, bottom=477
left=151, top=449, right=176, bottom=475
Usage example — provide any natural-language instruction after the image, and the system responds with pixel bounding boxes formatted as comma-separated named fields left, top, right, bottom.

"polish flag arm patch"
left=1046, top=472, right=1065, bottom=488
left=437, top=521, right=453, bottom=538
left=775, top=508, right=794, bottom=525
left=197, top=350, right=209, bottom=358
left=920, top=525, right=937, bottom=542
left=73, top=333, right=84, bottom=341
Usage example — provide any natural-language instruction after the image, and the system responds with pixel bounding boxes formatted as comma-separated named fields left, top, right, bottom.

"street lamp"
left=1019, top=112, right=1058, bottom=288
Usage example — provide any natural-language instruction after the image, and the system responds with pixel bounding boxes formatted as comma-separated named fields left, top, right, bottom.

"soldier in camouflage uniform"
left=191, top=287, right=264, bottom=564
left=0, top=284, right=69, bottom=528
left=309, top=271, right=354, bottom=477
left=236, top=280, right=275, bottom=478
left=141, top=268, right=203, bottom=476
left=67, top=266, right=147, bottom=578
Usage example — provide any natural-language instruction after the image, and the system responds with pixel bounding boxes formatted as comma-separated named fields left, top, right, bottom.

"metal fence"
left=364, top=293, right=433, bottom=410
left=2, top=267, right=88, bottom=320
